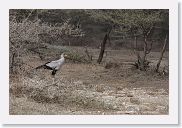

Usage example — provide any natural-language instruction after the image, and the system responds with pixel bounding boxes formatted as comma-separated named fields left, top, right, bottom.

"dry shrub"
left=104, top=62, right=120, bottom=69
left=10, top=20, right=39, bottom=43
left=9, top=18, right=84, bottom=43
left=9, top=17, right=85, bottom=74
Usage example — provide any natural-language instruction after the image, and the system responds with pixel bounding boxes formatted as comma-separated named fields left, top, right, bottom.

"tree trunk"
left=97, top=27, right=112, bottom=64
left=139, top=36, right=148, bottom=71
left=156, top=34, right=168, bottom=72
left=84, top=46, right=92, bottom=62
left=136, top=25, right=154, bottom=71
left=133, top=35, right=148, bottom=71
left=133, top=36, right=140, bottom=69
left=10, top=52, right=16, bottom=73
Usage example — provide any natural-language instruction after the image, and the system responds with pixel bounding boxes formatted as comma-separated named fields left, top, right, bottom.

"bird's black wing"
left=35, top=61, right=54, bottom=70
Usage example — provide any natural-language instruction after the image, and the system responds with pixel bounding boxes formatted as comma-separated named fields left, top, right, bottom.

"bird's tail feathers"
left=35, top=65, right=44, bottom=70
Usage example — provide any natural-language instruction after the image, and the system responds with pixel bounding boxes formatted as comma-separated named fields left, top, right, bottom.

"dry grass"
left=9, top=47, right=169, bottom=115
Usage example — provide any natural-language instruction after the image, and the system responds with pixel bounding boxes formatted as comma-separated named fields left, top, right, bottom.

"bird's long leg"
left=51, top=70, right=57, bottom=84
left=52, top=75, right=55, bottom=84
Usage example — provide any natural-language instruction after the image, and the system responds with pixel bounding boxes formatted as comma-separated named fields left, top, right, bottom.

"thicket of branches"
left=85, top=10, right=169, bottom=71
left=9, top=9, right=85, bottom=74
left=9, top=9, right=169, bottom=74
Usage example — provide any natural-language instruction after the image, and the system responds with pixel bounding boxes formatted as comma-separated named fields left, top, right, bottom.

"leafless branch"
left=146, top=41, right=153, bottom=54
left=84, top=46, right=92, bottom=61
left=146, top=25, right=154, bottom=37
left=23, top=9, right=35, bottom=23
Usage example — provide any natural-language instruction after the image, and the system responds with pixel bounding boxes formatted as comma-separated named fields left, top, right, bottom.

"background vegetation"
left=9, top=9, right=169, bottom=115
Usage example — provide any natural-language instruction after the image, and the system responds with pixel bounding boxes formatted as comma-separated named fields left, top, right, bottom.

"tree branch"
left=146, top=41, right=153, bottom=54
left=23, top=9, right=35, bottom=23
left=146, top=24, right=155, bottom=37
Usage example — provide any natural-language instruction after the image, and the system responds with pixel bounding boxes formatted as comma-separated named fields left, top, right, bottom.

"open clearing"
left=10, top=46, right=169, bottom=115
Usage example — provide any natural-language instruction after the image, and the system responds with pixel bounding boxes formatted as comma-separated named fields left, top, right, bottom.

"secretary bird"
left=35, top=53, right=67, bottom=83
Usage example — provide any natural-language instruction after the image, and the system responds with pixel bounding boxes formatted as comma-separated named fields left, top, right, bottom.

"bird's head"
left=61, top=53, right=68, bottom=58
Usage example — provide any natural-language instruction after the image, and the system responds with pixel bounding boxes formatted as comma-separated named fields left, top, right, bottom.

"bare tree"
left=136, top=25, right=154, bottom=71
left=156, top=34, right=168, bottom=72
left=97, top=26, right=112, bottom=64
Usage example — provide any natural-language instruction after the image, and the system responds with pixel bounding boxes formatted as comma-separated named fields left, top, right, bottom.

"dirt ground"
left=9, top=47, right=169, bottom=115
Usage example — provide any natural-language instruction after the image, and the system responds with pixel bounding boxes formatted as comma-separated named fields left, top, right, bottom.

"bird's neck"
left=59, top=57, right=64, bottom=61
left=60, top=54, right=65, bottom=59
